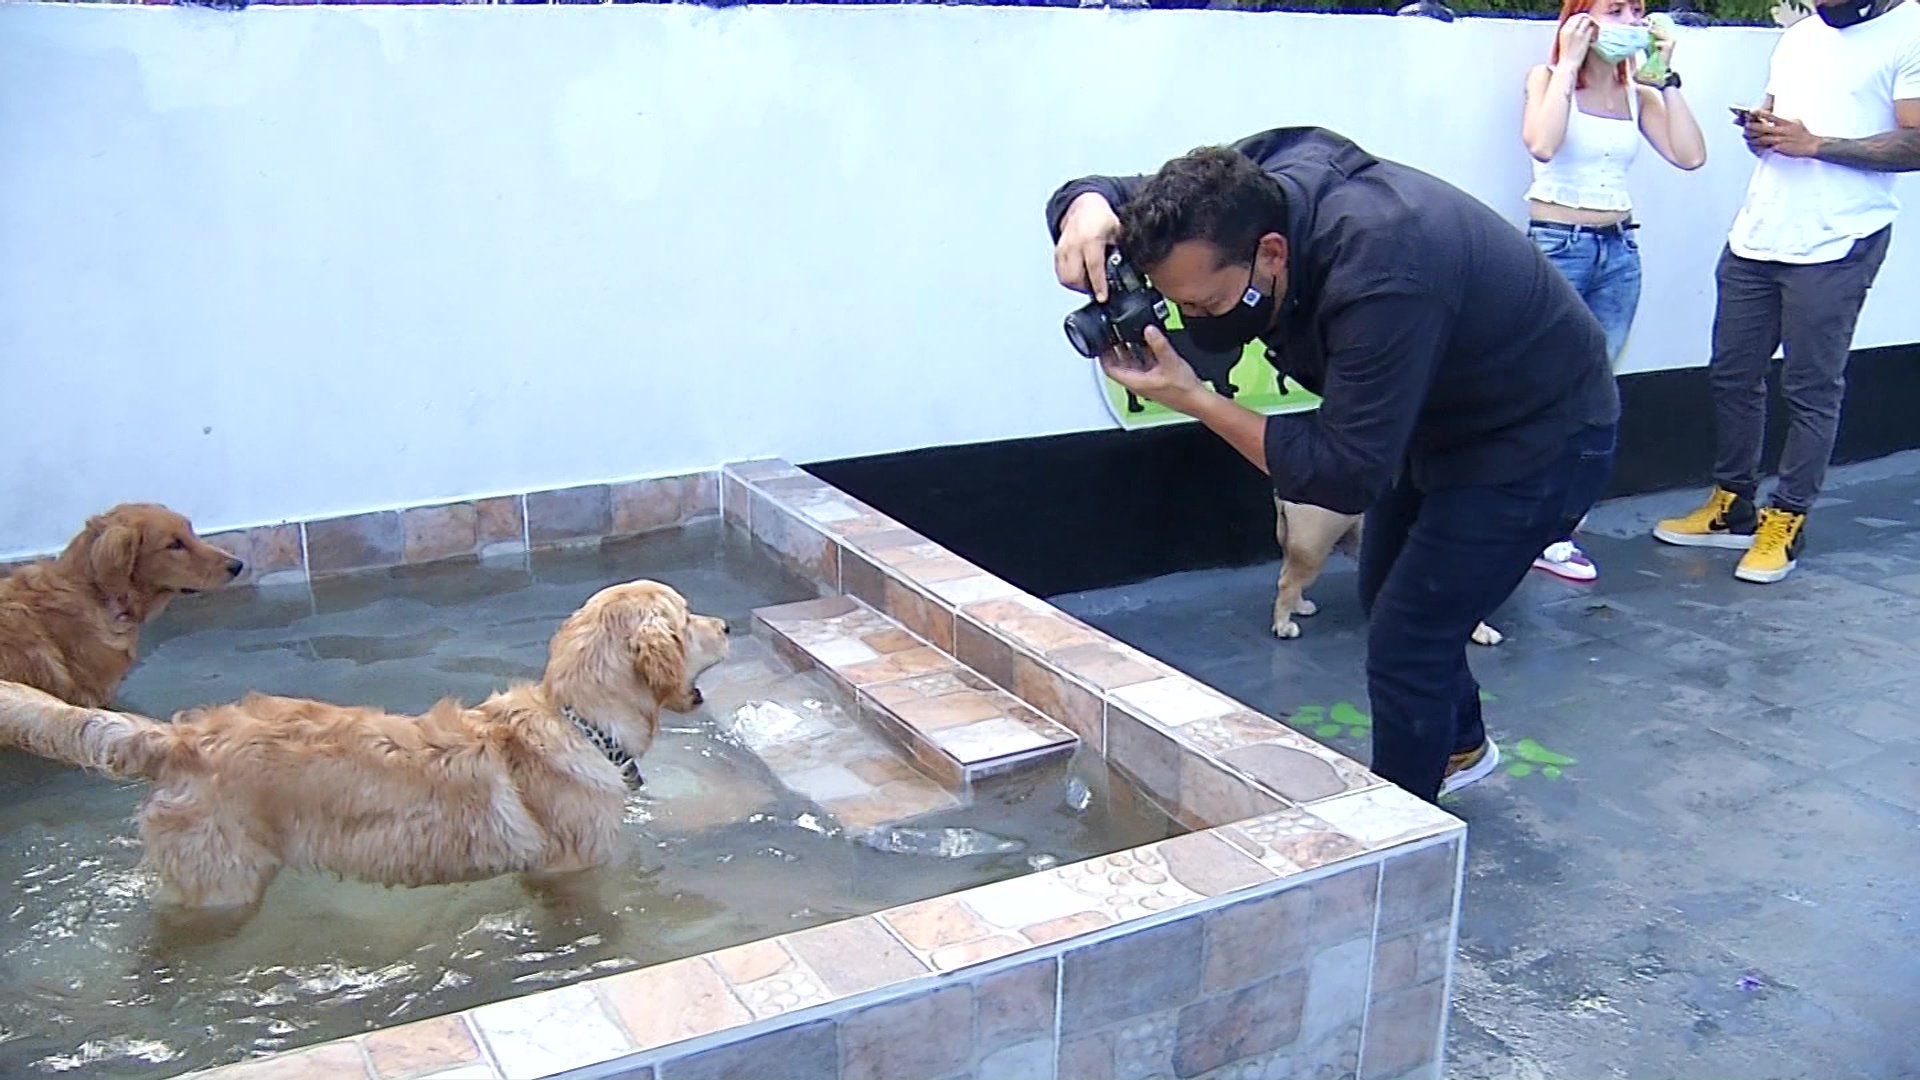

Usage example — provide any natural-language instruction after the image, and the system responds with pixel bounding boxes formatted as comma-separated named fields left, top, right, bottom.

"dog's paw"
left=1294, top=599, right=1319, bottom=617
left=1271, top=620, right=1302, bottom=640
left=1471, top=623, right=1505, bottom=647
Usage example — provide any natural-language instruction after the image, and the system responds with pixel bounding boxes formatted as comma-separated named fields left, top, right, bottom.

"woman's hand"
left=1634, top=16, right=1676, bottom=85
left=1556, top=13, right=1597, bottom=70
left=1054, top=192, right=1122, bottom=301
left=1647, top=16, right=1675, bottom=68
left=1099, top=326, right=1205, bottom=411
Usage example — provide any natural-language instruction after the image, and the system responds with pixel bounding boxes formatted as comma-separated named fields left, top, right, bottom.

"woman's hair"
left=1550, top=0, right=1640, bottom=90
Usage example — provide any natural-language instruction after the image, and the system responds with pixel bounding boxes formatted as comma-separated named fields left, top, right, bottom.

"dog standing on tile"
left=1271, top=497, right=1504, bottom=647
left=0, top=503, right=244, bottom=708
left=0, top=579, right=729, bottom=933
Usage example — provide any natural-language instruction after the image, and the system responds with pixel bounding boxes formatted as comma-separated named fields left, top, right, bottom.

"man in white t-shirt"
left=1654, top=0, right=1920, bottom=583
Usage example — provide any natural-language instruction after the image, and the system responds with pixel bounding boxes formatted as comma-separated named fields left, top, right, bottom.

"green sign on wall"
left=1094, top=306, right=1324, bottom=430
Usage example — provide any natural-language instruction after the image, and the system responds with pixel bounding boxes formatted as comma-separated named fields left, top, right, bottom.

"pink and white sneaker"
left=1534, top=540, right=1597, bottom=582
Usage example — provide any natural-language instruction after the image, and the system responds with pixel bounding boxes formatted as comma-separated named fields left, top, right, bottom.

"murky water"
left=0, top=520, right=1179, bottom=1079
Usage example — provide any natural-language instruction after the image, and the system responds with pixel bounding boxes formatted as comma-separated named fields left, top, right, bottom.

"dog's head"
left=59, top=504, right=245, bottom=622
left=542, top=579, right=731, bottom=750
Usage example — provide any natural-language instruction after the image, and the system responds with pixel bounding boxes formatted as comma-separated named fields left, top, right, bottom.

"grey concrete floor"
left=1052, top=453, right=1920, bottom=1080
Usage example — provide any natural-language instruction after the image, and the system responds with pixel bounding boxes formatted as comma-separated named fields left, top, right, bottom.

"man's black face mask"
left=1183, top=261, right=1277, bottom=353
left=1819, top=0, right=1879, bottom=29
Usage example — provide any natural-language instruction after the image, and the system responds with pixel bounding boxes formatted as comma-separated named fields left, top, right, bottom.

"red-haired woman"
left=1520, top=0, right=1707, bottom=582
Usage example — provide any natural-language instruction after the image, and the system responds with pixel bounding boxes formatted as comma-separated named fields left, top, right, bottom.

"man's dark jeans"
left=1357, top=422, right=1617, bottom=802
left=1710, top=227, right=1892, bottom=514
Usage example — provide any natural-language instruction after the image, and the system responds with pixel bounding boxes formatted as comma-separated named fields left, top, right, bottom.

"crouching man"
left=1046, top=127, right=1618, bottom=803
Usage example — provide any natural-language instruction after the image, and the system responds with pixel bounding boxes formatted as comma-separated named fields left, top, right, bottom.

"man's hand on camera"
left=1100, top=326, right=1205, bottom=410
left=1055, top=192, right=1122, bottom=301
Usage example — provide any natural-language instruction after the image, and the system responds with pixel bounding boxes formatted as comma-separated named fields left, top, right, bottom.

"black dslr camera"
left=1062, top=247, right=1169, bottom=361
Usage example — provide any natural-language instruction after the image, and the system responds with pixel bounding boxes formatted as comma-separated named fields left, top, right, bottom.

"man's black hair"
left=1118, top=146, right=1291, bottom=270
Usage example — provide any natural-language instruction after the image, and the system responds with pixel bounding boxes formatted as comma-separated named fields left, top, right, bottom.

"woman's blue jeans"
left=1527, top=218, right=1638, bottom=549
left=1528, top=220, right=1642, bottom=369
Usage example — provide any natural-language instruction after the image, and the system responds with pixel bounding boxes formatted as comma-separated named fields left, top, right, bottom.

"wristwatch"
left=1658, top=70, right=1682, bottom=90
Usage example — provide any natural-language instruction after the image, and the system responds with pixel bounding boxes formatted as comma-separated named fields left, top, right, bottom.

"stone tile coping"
left=729, top=458, right=1388, bottom=827
left=0, top=473, right=719, bottom=586
left=188, top=817, right=1462, bottom=1080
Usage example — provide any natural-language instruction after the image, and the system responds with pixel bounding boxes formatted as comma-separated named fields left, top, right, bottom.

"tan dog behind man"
left=0, top=503, right=244, bottom=708
left=1272, top=497, right=1504, bottom=647
left=0, top=579, right=729, bottom=925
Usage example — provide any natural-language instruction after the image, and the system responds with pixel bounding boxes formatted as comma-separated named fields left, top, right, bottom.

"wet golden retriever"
left=0, top=503, right=244, bottom=708
left=1272, top=497, right=1504, bottom=647
left=0, top=579, right=729, bottom=925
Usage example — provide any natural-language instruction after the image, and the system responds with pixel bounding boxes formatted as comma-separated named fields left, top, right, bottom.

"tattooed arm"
left=1813, top=100, right=1920, bottom=171
left=1749, top=100, right=1920, bottom=171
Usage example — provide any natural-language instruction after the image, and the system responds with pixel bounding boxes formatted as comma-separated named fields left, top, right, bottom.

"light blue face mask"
left=1592, top=22, right=1650, bottom=63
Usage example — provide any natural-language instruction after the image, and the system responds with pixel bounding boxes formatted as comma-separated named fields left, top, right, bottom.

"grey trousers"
left=1709, top=226, right=1892, bottom=514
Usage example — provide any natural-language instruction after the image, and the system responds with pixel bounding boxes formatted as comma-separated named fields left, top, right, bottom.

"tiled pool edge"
left=183, top=836, right=1460, bottom=1080
left=723, top=460, right=1413, bottom=826
left=0, top=472, right=723, bottom=587
left=139, top=459, right=1462, bottom=1080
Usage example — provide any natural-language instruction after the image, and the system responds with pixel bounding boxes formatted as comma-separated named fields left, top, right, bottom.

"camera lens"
left=1063, top=306, right=1111, bottom=359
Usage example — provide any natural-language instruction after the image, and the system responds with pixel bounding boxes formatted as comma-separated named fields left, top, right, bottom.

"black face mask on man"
left=1818, top=0, right=1880, bottom=29
left=1182, top=260, right=1278, bottom=353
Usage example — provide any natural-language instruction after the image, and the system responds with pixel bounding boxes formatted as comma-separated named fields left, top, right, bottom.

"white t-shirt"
left=1728, top=0, right=1920, bottom=264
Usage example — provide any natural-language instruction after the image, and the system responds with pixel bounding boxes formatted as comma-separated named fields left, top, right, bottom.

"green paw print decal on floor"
left=1296, top=695, right=1505, bottom=743
left=1290, top=705, right=1331, bottom=737
left=1295, top=700, right=1373, bottom=740
left=1289, top=691, right=1575, bottom=788
left=1507, top=737, right=1577, bottom=779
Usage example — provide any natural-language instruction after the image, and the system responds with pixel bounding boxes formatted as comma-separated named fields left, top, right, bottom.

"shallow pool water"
left=0, top=520, right=1179, bottom=1079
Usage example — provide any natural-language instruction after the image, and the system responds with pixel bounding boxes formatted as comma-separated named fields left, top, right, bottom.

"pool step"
left=701, top=643, right=961, bottom=836
left=750, top=595, right=1081, bottom=793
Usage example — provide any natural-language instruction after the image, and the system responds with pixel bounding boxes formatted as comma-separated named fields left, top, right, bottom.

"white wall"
left=3, top=2, right=1917, bottom=557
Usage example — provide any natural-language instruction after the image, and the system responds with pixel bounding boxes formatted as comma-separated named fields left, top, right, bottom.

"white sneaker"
left=1533, top=540, right=1598, bottom=582
left=1440, top=738, right=1502, bottom=797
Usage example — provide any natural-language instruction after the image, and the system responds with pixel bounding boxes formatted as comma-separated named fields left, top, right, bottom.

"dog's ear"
left=89, top=522, right=142, bottom=601
left=630, top=617, right=689, bottom=704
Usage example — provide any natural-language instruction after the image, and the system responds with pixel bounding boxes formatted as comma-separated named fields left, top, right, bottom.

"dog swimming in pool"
left=0, top=578, right=730, bottom=930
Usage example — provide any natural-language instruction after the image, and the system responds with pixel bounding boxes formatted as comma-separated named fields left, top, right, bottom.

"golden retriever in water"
left=0, top=503, right=244, bottom=708
left=1272, top=497, right=1504, bottom=647
left=0, top=579, right=729, bottom=924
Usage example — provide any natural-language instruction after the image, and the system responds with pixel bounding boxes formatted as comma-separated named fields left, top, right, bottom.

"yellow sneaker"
left=1736, top=507, right=1807, bottom=584
left=1653, top=486, right=1759, bottom=549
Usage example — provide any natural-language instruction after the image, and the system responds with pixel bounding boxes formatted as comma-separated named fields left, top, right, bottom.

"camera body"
left=1063, top=247, right=1170, bottom=360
